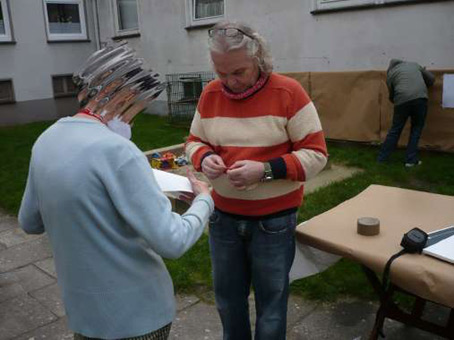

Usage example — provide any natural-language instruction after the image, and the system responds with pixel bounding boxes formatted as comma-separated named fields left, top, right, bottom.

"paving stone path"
left=0, top=165, right=448, bottom=339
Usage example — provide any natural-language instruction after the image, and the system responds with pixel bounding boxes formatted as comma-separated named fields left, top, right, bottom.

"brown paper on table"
left=296, top=184, right=454, bottom=308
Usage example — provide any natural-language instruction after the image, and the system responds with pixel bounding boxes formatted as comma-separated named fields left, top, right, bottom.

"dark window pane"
left=117, top=0, right=138, bottom=30
left=47, top=3, right=81, bottom=34
left=182, top=77, right=202, bottom=99
left=53, top=76, right=77, bottom=97
left=52, top=77, right=65, bottom=94
left=66, top=76, right=77, bottom=93
left=0, top=3, right=5, bottom=35
left=195, top=0, right=224, bottom=19
left=0, top=80, right=14, bottom=103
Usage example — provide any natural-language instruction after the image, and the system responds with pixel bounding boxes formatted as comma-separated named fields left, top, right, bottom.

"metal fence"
left=165, top=71, right=215, bottom=123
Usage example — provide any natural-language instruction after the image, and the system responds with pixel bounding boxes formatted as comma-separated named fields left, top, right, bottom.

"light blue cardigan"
left=19, top=117, right=214, bottom=339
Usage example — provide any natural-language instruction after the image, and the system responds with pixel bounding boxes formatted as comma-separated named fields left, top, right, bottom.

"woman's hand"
left=187, top=169, right=210, bottom=196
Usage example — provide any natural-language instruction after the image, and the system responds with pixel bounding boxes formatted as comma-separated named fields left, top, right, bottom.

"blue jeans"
left=209, top=209, right=297, bottom=340
left=378, top=98, right=428, bottom=164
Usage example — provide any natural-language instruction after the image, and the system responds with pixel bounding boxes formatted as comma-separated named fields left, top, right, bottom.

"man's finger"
left=229, top=160, right=247, bottom=169
left=228, top=178, right=245, bottom=186
left=226, top=168, right=242, bottom=177
left=212, top=156, right=226, bottom=167
left=208, top=159, right=226, bottom=169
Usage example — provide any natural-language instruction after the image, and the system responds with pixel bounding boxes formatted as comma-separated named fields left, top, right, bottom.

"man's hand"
left=226, top=160, right=265, bottom=190
left=201, top=154, right=226, bottom=180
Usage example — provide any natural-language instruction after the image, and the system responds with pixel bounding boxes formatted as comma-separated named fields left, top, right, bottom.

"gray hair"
left=208, top=21, right=273, bottom=75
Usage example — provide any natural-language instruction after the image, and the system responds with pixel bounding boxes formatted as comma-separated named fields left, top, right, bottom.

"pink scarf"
left=221, top=73, right=269, bottom=100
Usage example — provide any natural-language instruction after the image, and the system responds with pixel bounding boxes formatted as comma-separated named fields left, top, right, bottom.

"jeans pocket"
left=209, top=210, right=220, bottom=226
left=208, top=211, right=237, bottom=245
left=259, top=212, right=297, bottom=235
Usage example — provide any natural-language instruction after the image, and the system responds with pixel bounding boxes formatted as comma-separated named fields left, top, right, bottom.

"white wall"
left=97, top=0, right=454, bottom=78
left=2, top=1, right=453, bottom=106
left=0, top=0, right=98, bottom=102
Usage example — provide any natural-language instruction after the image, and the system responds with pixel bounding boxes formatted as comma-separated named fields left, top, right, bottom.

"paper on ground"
left=152, top=169, right=193, bottom=194
left=423, top=235, right=454, bottom=264
left=290, top=222, right=341, bottom=282
left=442, top=74, right=454, bottom=109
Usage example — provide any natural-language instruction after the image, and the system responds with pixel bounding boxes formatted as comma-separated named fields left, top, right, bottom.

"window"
left=185, top=0, right=225, bottom=28
left=166, top=71, right=214, bottom=122
left=181, top=76, right=203, bottom=100
left=43, top=0, right=87, bottom=41
left=0, top=79, right=15, bottom=104
left=0, top=0, right=13, bottom=42
left=113, top=0, right=139, bottom=36
left=312, top=0, right=436, bottom=13
left=52, top=74, right=78, bottom=97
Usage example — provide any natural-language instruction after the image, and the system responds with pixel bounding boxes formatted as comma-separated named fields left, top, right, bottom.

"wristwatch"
left=260, top=162, right=273, bottom=182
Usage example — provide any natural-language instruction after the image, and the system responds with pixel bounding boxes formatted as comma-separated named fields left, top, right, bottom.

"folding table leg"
left=448, top=309, right=454, bottom=339
left=411, top=298, right=426, bottom=319
left=369, top=286, right=394, bottom=340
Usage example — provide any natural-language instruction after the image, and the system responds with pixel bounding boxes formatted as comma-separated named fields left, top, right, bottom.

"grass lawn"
left=1, top=114, right=454, bottom=303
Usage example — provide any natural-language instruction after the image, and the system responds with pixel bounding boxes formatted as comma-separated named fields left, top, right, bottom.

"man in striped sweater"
left=185, top=21, right=327, bottom=340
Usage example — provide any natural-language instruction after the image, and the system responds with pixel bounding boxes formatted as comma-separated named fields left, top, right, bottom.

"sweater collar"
left=221, top=73, right=269, bottom=100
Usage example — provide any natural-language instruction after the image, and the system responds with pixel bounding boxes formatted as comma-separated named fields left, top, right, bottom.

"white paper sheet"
left=290, top=222, right=341, bottom=282
left=152, top=169, right=193, bottom=194
left=423, top=235, right=454, bottom=264
left=442, top=74, right=454, bottom=109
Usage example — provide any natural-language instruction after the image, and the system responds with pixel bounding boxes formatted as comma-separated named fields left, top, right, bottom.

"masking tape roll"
left=357, top=217, right=380, bottom=236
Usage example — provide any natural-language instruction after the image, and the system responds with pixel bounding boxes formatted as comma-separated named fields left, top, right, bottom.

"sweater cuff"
left=194, top=193, right=215, bottom=214
left=269, top=157, right=287, bottom=180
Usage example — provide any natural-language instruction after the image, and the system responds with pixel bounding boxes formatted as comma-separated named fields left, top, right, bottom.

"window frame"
left=0, top=0, right=13, bottom=42
left=0, top=79, right=15, bottom=104
left=112, top=0, right=140, bottom=37
left=42, top=0, right=88, bottom=41
left=312, top=0, right=440, bottom=13
left=185, top=0, right=225, bottom=29
left=51, top=74, right=78, bottom=98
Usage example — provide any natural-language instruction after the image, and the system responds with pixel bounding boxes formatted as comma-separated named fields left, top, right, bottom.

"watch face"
left=261, top=162, right=273, bottom=182
left=263, top=173, right=273, bottom=182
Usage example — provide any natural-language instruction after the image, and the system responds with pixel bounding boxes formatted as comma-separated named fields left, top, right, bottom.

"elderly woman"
left=185, top=22, right=327, bottom=340
left=19, top=44, right=213, bottom=340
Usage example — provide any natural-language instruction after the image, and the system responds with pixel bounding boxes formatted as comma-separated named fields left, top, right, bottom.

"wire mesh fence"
left=165, top=71, right=215, bottom=124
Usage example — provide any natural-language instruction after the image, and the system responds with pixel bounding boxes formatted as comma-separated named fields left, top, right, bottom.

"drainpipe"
left=92, top=0, right=101, bottom=50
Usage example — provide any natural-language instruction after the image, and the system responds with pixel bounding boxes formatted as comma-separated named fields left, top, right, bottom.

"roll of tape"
left=357, top=217, right=380, bottom=236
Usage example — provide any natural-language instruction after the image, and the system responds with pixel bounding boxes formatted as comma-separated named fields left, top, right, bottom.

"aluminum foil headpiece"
left=73, top=40, right=165, bottom=123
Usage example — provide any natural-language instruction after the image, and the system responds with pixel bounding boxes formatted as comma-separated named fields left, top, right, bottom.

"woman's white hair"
left=208, top=21, right=273, bottom=75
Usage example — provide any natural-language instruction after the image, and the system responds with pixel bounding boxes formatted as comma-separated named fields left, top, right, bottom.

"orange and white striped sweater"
left=185, top=73, right=327, bottom=216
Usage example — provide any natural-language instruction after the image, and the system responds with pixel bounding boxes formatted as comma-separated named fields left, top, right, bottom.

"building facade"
left=1, top=0, right=453, bottom=124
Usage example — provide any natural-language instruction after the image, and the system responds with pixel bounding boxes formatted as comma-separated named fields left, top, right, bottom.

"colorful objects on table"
left=150, top=152, right=188, bottom=170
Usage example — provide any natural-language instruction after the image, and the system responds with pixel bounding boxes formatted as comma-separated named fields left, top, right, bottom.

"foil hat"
left=73, top=40, right=165, bottom=123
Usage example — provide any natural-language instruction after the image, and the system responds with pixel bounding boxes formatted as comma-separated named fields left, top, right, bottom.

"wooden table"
left=296, top=185, right=454, bottom=339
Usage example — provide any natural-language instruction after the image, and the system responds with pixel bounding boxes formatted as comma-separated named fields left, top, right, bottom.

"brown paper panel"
left=311, top=71, right=381, bottom=142
left=282, top=70, right=454, bottom=152
left=281, top=72, right=311, bottom=96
